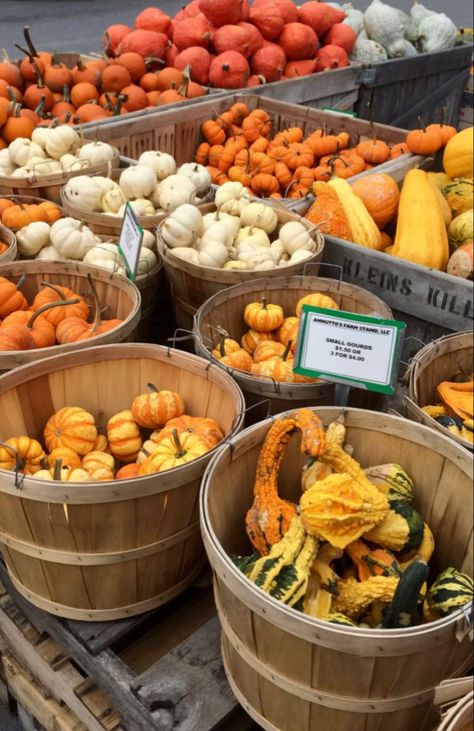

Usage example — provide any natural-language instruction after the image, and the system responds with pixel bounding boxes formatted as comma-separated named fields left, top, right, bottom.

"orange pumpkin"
left=151, top=415, right=224, bottom=449
left=276, top=316, right=300, bottom=352
left=0, top=436, right=45, bottom=474
left=44, top=407, right=97, bottom=455
left=356, top=136, right=390, bottom=164
left=47, top=447, right=82, bottom=471
left=116, top=463, right=140, bottom=479
left=241, top=329, right=276, bottom=354
left=32, top=283, right=89, bottom=326
left=131, top=384, right=185, bottom=429
left=253, top=340, right=292, bottom=363
left=220, top=348, right=253, bottom=371
left=406, top=126, right=443, bottom=155
left=107, top=410, right=142, bottom=463
left=244, top=298, right=284, bottom=332
left=0, top=306, right=57, bottom=350
left=351, top=173, right=400, bottom=229
left=0, top=276, right=28, bottom=318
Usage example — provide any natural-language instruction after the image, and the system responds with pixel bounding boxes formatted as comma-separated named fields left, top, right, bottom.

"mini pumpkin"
left=107, top=409, right=142, bottom=463
left=151, top=415, right=224, bottom=449
left=131, top=384, right=185, bottom=429
left=44, top=407, right=97, bottom=456
left=276, top=317, right=300, bottom=351
left=295, top=293, right=339, bottom=318
left=138, top=428, right=209, bottom=474
left=0, top=436, right=45, bottom=474
left=244, top=297, right=284, bottom=332
left=241, top=329, right=276, bottom=354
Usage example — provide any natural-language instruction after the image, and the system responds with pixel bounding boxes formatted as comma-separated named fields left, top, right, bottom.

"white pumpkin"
left=36, top=245, right=66, bottom=262
left=236, top=244, right=276, bottom=265
left=279, top=222, right=315, bottom=256
left=170, top=247, right=199, bottom=264
left=141, top=230, right=156, bottom=250
left=418, top=13, right=457, bottom=53
left=78, top=141, right=116, bottom=166
left=363, top=0, right=406, bottom=58
left=351, top=37, right=388, bottom=63
left=138, top=151, right=176, bottom=180
left=50, top=218, right=96, bottom=259
left=240, top=202, right=278, bottom=234
left=63, top=175, right=104, bottom=211
left=289, top=249, right=314, bottom=264
left=31, top=127, right=51, bottom=148
left=117, top=198, right=155, bottom=217
left=17, top=221, right=51, bottom=256
left=0, top=149, right=14, bottom=175
left=102, top=186, right=127, bottom=214
left=59, top=153, right=88, bottom=172
left=197, top=240, right=228, bottom=268
left=176, top=163, right=211, bottom=195
left=9, top=138, right=46, bottom=167
left=24, top=156, right=62, bottom=175
left=10, top=167, right=29, bottom=178
left=156, top=175, right=197, bottom=211
left=83, top=243, right=126, bottom=275
left=136, top=247, right=157, bottom=275
left=94, top=176, right=118, bottom=196
left=252, top=260, right=277, bottom=270
left=234, top=226, right=270, bottom=248
left=161, top=204, right=203, bottom=248
left=201, top=221, right=235, bottom=248
left=215, top=182, right=251, bottom=216
left=44, top=126, right=80, bottom=159
left=270, top=239, right=285, bottom=262
left=202, top=210, right=240, bottom=239
left=119, top=165, right=156, bottom=199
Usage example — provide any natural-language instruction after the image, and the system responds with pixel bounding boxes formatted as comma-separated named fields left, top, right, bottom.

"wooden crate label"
left=323, top=238, right=473, bottom=331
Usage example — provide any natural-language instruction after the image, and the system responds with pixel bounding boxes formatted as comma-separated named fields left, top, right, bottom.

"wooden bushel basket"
left=437, top=693, right=473, bottom=731
left=405, top=331, right=474, bottom=450
left=0, top=343, right=245, bottom=620
left=193, top=275, right=393, bottom=415
left=200, top=408, right=473, bottom=731
left=0, top=224, right=17, bottom=263
left=157, top=204, right=325, bottom=331
left=435, top=679, right=473, bottom=731
left=0, top=260, right=141, bottom=373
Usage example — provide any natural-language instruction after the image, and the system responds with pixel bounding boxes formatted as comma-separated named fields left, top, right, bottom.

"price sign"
left=118, top=202, right=144, bottom=281
left=293, top=306, right=406, bottom=395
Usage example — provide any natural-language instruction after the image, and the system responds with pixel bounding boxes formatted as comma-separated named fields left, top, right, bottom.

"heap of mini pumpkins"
left=209, top=291, right=336, bottom=381
left=233, top=409, right=473, bottom=629
left=0, top=275, right=122, bottom=351
left=0, top=125, right=117, bottom=179
left=0, top=387, right=223, bottom=481
left=195, top=101, right=406, bottom=199
left=105, top=2, right=355, bottom=91
left=0, top=198, right=61, bottom=230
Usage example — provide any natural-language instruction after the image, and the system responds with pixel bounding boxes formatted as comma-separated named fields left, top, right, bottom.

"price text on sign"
left=118, top=202, right=144, bottom=281
left=293, top=307, right=406, bottom=395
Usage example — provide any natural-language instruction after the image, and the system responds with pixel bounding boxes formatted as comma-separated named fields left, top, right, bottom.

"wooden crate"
left=0, top=565, right=255, bottom=731
left=82, top=93, right=410, bottom=165
left=356, top=44, right=473, bottom=128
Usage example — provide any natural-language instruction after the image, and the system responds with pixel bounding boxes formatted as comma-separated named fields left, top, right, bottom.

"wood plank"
left=132, top=616, right=238, bottom=731
left=357, top=45, right=473, bottom=86
left=64, top=610, right=158, bottom=656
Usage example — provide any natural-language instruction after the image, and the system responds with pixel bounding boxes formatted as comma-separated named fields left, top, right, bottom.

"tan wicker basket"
left=201, top=407, right=473, bottom=731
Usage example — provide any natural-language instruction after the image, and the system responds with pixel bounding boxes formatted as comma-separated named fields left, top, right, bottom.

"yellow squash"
left=428, top=177, right=452, bottom=226
left=392, top=169, right=449, bottom=271
left=328, top=178, right=382, bottom=250
left=443, top=127, right=473, bottom=179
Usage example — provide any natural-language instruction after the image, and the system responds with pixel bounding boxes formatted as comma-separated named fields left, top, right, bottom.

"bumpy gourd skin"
left=332, top=575, right=399, bottom=620
left=246, top=409, right=326, bottom=555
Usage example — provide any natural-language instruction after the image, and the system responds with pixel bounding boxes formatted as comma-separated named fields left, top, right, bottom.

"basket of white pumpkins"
left=59, top=151, right=213, bottom=237
left=0, top=126, right=120, bottom=204
left=156, top=183, right=324, bottom=330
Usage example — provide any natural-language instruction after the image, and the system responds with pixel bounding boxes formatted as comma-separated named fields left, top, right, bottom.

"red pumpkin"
left=117, top=29, right=168, bottom=59
left=135, top=7, right=173, bottom=37
left=278, top=22, right=319, bottom=60
left=249, top=2, right=285, bottom=40
left=173, top=14, right=213, bottom=50
left=116, top=52, right=146, bottom=82
left=120, top=84, right=148, bottom=111
left=272, top=0, right=299, bottom=23
left=284, top=59, right=317, bottom=77
left=247, top=74, right=266, bottom=86
left=213, top=24, right=250, bottom=56
left=174, top=47, right=212, bottom=84
left=238, top=22, right=264, bottom=55
left=298, top=2, right=334, bottom=35
left=103, top=24, right=132, bottom=56
left=165, top=44, right=179, bottom=67
left=174, top=0, right=201, bottom=21
left=326, top=4, right=346, bottom=24
left=209, top=51, right=249, bottom=88
left=199, top=0, right=243, bottom=27
left=324, top=23, right=356, bottom=54
left=315, top=44, right=349, bottom=70
left=251, top=44, right=286, bottom=82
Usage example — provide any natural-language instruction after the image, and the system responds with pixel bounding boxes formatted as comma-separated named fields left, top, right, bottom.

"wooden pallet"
left=0, top=564, right=255, bottom=731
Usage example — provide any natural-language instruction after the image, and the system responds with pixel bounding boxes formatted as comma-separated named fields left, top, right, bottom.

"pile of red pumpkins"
left=105, top=1, right=355, bottom=89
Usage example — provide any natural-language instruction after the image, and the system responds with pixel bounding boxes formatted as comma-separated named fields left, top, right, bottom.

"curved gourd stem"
left=171, top=428, right=185, bottom=459
left=40, top=281, right=67, bottom=300
left=0, top=440, right=24, bottom=472
left=15, top=273, right=26, bottom=291
left=23, top=26, right=38, bottom=57
left=218, top=334, right=226, bottom=358
left=27, top=298, right=80, bottom=330
left=147, top=383, right=159, bottom=393
left=282, top=340, right=293, bottom=362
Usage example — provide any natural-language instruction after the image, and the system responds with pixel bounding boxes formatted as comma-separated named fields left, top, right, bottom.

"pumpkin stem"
left=103, top=32, right=113, bottom=59
left=28, top=298, right=80, bottom=330
left=282, top=340, right=293, bottom=361
left=7, top=87, right=17, bottom=105
left=34, top=95, right=46, bottom=118
left=32, top=60, right=45, bottom=86
left=62, top=84, right=71, bottom=103
left=51, top=51, right=63, bottom=68
left=52, top=458, right=63, bottom=481
left=40, top=281, right=67, bottom=301
left=113, top=94, right=125, bottom=116
left=23, top=25, right=38, bottom=58
left=76, top=58, right=85, bottom=71
left=147, top=383, right=159, bottom=393
left=171, top=428, right=186, bottom=458
left=0, top=440, right=24, bottom=472
left=218, top=334, right=226, bottom=358
left=145, top=56, right=166, bottom=69
left=0, top=49, right=9, bottom=63
left=261, top=296, right=267, bottom=310
left=86, top=273, right=103, bottom=333
left=16, top=273, right=26, bottom=291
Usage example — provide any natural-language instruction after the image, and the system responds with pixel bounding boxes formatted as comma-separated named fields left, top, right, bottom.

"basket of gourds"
left=405, top=331, right=473, bottom=450
left=193, top=275, right=392, bottom=415
left=200, top=407, right=473, bottom=731
left=0, top=224, right=17, bottom=263
left=0, top=126, right=121, bottom=204
left=0, top=259, right=141, bottom=372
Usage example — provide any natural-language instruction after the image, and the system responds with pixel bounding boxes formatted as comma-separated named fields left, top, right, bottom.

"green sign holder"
left=118, top=202, right=144, bottom=282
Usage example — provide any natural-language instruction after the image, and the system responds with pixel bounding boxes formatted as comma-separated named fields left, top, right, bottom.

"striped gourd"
left=327, top=612, right=358, bottom=627
left=364, top=463, right=415, bottom=505
left=424, top=567, right=474, bottom=621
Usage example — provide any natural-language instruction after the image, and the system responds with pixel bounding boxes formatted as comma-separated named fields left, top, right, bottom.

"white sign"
left=118, top=202, right=143, bottom=281
left=294, top=307, right=406, bottom=394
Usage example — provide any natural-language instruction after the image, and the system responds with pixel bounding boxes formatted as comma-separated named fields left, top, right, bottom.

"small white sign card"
left=293, top=306, right=406, bottom=395
left=118, top=202, right=144, bottom=281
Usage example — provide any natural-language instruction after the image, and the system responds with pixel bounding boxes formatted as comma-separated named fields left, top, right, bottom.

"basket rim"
left=0, top=343, right=246, bottom=499
left=200, top=406, right=473, bottom=644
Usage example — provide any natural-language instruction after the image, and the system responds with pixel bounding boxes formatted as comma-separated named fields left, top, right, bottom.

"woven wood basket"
left=0, top=260, right=141, bottom=373
left=200, top=407, right=473, bottom=731
left=193, top=275, right=393, bottom=415
left=157, top=203, right=325, bottom=331
left=0, top=224, right=17, bottom=263
left=405, top=331, right=473, bottom=450
left=0, top=343, right=245, bottom=620
left=0, top=144, right=121, bottom=204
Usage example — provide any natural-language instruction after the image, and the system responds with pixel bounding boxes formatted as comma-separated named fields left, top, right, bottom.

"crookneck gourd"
left=246, top=409, right=326, bottom=555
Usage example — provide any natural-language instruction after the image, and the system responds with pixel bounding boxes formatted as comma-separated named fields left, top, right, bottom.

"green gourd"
left=382, top=560, right=429, bottom=628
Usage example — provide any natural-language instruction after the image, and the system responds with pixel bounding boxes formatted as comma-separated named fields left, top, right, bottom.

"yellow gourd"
left=392, top=169, right=449, bottom=271
left=328, top=178, right=382, bottom=250
left=443, top=127, right=473, bottom=179
left=427, top=177, right=452, bottom=226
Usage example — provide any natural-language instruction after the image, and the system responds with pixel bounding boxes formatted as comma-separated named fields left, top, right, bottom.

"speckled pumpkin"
left=44, top=407, right=97, bottom=456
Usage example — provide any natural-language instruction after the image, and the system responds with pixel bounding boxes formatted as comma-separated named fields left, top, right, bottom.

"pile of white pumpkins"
left=62, top=151, right=211, bottom=217
left=0, top=127, right=117, bottom=178
left=159, top=182, right=319, bottom=271
left=16, top=217, right=158, bottom=277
